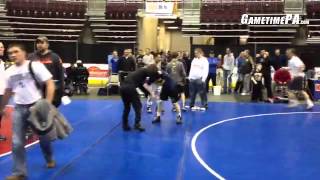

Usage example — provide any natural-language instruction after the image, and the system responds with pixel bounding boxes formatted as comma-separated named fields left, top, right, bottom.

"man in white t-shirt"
left=0, top=43, right=56, bottom=180
left=143, top=48, right=154, bottom=67
left=285, top=48, right=314, bottom=109
left=0, top=42, right=6, bottom=141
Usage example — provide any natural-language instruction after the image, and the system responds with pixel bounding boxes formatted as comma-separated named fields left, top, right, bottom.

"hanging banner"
left=145, top=2, right=174, bottom=15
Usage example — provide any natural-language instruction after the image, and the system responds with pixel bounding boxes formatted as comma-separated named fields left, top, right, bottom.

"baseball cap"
left=36, top=36, right=49, bottom=43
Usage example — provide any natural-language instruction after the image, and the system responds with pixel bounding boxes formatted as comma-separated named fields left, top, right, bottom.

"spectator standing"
left=118, top=49, right=136, bottom=83
left=109, top=50, right=119, bottom=74
left=256, top=50, right=274, bottom=102
left=143, top=48, right=154, bottom=66
left=222, top=48, right=235, bottom=94
left=234, top=51, right=246, bottom=94
left=216, top=54, right=224, bottom=87
left=251, top=63, right=264, bottom=102
left=188, top=48, right=209, bottom=111
left=28, top=36, right=64, bottom=107
left=0, top=42, right=6, bottom=141
left=206, top=51, right=219, bottom=92
left=241, top=51, right=253, bottom=95
left=272, top=49, right=287, bottom=70
left=136, top=49, right=145, bottom=69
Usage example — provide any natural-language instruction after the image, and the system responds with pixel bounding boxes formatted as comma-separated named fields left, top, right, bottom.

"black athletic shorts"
left=176, top=85, right=185, bottom=94
left=289, top=76, right=304, bottom=91
left=160, top=87, right=180, bottom=103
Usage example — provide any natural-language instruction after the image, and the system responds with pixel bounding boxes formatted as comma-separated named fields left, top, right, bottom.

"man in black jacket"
left=118, top=49, right=136, bottom=83
left=120, top=64, right=161, bottom=132
left=28, top=36, right=64, bottom=107
left=256, top=50, right=274, bottom=103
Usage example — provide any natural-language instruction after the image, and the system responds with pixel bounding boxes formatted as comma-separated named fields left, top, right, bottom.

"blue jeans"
left=223, top=70, right=232, bottom=93
left=189, top=79, right=207, bottom=107
left=12, top=104, right=53, bottom=176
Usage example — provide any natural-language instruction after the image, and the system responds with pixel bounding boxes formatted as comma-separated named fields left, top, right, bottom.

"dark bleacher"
left=89, top=1, right=142, bottom=44
left=307, top=1, right=320, bottom=19
left=6, top=0, right=87, bottom=18
left=2, top=0, right=87, bottom=42
left=201, top=1, right=284, bottom=23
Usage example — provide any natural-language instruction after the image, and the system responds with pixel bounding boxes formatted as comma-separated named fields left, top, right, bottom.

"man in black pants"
left=256, top=50, right=274, bottom=103
left=28, top=36, right=64, bottom=107
left=120, top=64, right=161, bottom=132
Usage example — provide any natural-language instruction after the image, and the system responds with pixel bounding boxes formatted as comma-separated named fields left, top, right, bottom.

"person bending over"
left=120, top=64, right=161, bottom=132
left=152, top=73, right=183, bottom=125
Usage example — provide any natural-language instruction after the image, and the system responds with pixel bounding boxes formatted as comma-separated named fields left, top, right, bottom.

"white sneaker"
left=288, top=100, right=299, bottom=108
left=306, top=100, right=314, bottom=110
left=191, top=106, right=197, bottom=111
left=199, top=107, right=206, bottom=111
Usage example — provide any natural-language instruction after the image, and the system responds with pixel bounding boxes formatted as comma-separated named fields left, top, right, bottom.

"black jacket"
left=118, top=56, right=136, bottom=72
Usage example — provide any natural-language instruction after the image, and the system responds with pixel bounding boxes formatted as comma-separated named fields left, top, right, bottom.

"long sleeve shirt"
left=222, top=54, right=235, bottom=71
left=188, top=56, right=209, bottom=82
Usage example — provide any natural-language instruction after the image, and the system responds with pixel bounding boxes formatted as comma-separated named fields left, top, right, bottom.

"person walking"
left=28, top=36, right=64, bottom=107
left=0, top=42, right=6, bottom=141
left=285, top=48, right=314, bottom=109
left=0, top=43, right=56, bottom=180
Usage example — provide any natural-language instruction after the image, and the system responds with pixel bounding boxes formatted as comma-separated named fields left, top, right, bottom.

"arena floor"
left=0, top=99, right=320, bottom=180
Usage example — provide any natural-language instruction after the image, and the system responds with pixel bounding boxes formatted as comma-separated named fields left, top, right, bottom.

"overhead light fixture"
left=168, top=27, right=179, bottom=29
left=163, top=20, right=175, bottom=24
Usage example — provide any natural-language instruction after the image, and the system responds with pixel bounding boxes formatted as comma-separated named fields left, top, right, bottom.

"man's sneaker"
left=5, top=175, right=26, bottom=180
left=172, top=107, right=177, bottom=112
left=181, top=107, right=187, bottom=112
left=0, top=135, right=6, bottom=141
left=147, top=107, right=152, bottom=113
left=199, top=107, right=206, bottom=111
left=122, top=125, right=132, bottom=131
left=134, top=124, right=145, bottom=132
left=306, top=100, right=314, bottom=110
left=288, top=100, right=299, bottom=108
left=152, top=116, right=161, bottom=124
left=176, top=115, right=182, bottom=124
left=47, top=160, right=56, bottom=169
left=267, top=98, right=274, bottom=103
left=191, top=106, right=197, bottom=111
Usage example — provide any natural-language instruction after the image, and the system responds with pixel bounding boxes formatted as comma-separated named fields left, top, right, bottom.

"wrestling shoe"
left=306, top=100, right=314, bottom=110
left=47, top=160, right=56, bottom=169
left=134, top=124, right=145, bottom=132
left=152, top=116, right=161, bottom=124
left=288, top=100, right=299, bottom=108
left=176, top=115, right=182, bottom=124
left=122, top=125, right=132, bottom=131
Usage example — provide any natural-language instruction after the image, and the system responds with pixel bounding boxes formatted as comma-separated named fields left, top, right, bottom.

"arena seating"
left=201, top=1, right=284, bottom=23
left=1, top=0, right=87, bottom=42
left=89, top=1, right=142, bottom=44
left=306, top=1, right=320, bottom=44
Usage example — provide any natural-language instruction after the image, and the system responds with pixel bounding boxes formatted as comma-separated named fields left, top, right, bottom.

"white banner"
left=145, top=2, right=174, bottom=15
